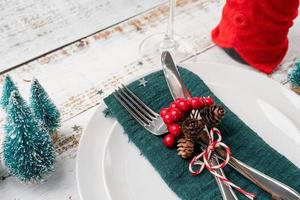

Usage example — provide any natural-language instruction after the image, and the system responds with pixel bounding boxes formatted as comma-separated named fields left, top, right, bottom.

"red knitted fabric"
left=211, top=0, right=299, bottom=74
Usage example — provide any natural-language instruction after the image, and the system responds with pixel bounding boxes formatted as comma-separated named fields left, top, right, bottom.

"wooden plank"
left=0, top=0, right=224, bottom=126
left=0, top=2, right=225, bottom=190
left=1, top=0, right=299, bottom=140
left=0, top=0, right=299, bottom=156
left=0, top=3, right=224, bottom=195
left=0, top=0, right=165, bottom=72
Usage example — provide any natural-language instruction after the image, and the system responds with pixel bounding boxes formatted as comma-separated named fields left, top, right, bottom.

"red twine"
left=189, top=128, right=256, bottom=199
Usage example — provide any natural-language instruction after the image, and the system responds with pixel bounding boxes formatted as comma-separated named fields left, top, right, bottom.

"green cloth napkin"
left=104, top=67, right=300, bottom=200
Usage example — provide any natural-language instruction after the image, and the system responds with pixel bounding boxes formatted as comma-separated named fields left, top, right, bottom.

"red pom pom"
left=204, top=97, right=214, bottom=106
left=160, top=108, right=170, bottom=117
left=169, top=108, right=183, bottom=122
left=177, top=99, right=192, bottom=112
left=170, top=102, right=178, bottom=109
left=168, top=124, right=182, bottom=137
left=189, top=97, right=204, bottom=109
left=162, top=113, right=174, bottom=124
left=174, top=98, right=184, bottom=104
left=163, top=134, right=176, bottom=148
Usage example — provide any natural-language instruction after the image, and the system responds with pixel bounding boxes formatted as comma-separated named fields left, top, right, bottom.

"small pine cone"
left=177, top=137, right=194, bottom=159
left=182, top=118, right=205, bottom=140
left=201, top=105, right=225, bottom=126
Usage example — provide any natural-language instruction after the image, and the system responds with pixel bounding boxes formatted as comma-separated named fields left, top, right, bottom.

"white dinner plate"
left=76, top=62, right=300, bottom=200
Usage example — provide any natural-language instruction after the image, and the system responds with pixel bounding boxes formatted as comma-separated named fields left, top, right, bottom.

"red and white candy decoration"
left=159, top=97, right=256, bottom=199
left=160, top=97, right=214, bottom=148
left=189, top=128, right=256, bottom=199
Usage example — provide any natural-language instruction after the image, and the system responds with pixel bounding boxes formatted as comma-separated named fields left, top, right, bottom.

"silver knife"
left=161, top=51, right=239, bottom=200
left=161, top=51, right=300, bottom=200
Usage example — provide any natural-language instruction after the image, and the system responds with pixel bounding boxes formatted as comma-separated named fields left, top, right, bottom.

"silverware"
left=211, top=156, right=239, bottom=200
left=114, top=84, right=300, bottom=200
left=114, top=85, right=238, bottom=200
left=161, top=51, right=239, bottom=200
left=113, top=85, right=167, bottom=136
left=160, top=51, right=300, bottom=200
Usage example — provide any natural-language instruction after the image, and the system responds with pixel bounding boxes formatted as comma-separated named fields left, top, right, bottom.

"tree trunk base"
left=51, top=132, right=59, bottom=143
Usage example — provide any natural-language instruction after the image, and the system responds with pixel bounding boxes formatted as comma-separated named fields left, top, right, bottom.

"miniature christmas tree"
left=29, top=79, right=61, bottom=137
left=1, top=75, right=19, bottom=110
left=290, top=61, right=300, bottom=86
left=288, top=61, right=300, bottom=94
left=3, top=90, right=55, bottom=182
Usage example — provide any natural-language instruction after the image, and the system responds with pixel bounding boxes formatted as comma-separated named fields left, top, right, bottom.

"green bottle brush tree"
left=1, top=75, right=19, bottom=110
left=3, top=90, right=55, bottom=182
left=30, top=78, right=61, bottom=140
left=289, top=60, right=300, bottom=94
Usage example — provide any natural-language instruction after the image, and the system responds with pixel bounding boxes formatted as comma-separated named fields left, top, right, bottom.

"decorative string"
left=189, top=127, right=256, bottom=199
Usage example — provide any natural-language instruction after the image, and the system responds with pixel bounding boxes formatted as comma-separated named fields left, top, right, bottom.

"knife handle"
left=210, top=157, right=239, bottom=200
left=222, top=154, right=300, bottom=200
left=200, top=135, right=300, bottom=200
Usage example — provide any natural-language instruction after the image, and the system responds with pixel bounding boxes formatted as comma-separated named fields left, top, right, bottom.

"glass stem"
left=165, top=0, right=175, bottom=41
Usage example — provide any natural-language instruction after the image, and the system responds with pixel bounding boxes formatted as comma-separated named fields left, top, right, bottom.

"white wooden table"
left=0, top=0, right=299, bottom=199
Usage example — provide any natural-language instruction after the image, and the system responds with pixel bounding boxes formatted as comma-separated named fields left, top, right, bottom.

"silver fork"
left=113, top=85, right=300, bottom=200
left=114, top=85, right=238, bottom=200
left=113, top=84, right=167, bottom=136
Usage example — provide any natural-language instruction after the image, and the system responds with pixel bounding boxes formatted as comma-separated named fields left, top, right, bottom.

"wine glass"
left=139, top=0, right=193, bottom=64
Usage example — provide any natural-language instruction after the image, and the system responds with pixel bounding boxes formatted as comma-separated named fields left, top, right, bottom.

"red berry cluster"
left=160, top=97, right=214, bottom=148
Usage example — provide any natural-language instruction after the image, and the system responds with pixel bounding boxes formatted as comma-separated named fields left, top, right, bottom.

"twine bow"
left=189, top=127, right=256, bottom=199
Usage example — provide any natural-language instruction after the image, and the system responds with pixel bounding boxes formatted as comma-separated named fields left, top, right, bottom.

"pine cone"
left=201, top=105, right=225, bottom=126
left=182, top=118, right=205, bottom=140
left=177, top=137, right=194, bottom=158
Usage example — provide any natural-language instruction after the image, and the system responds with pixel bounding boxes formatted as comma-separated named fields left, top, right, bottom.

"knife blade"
left=161, top=51, right=190, bottom=99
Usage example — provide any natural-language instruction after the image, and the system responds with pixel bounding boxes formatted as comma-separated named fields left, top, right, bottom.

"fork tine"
left=118, top=87, right=155, bottom=121
left=121, top=84, right=157, bottom=117
left=113, top=92, right=149, bottom=127
left=114, top=90, right=152, bottom=125
left=116, top=89, right=152, bottom=124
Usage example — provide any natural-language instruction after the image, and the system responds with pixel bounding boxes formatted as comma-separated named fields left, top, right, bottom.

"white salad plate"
left=76, top=62, right=300, bottom=200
